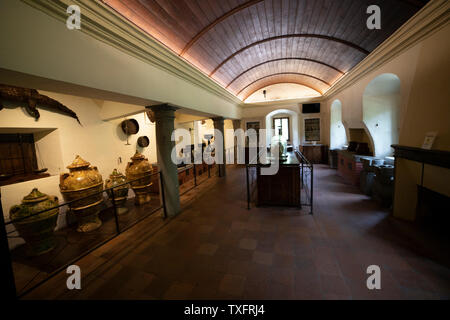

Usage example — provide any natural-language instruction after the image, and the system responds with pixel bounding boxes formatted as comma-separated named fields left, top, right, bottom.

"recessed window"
left=273, top=117, right=290, bottom=142
left=0, top=133, right=50, bottom=186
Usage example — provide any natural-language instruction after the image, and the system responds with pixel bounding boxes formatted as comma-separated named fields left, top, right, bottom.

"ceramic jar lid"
left=67, top=155, right=91, bottom=170
left=109, top=168, right=125, bottom=178
left=22, top=188, right=49, bottom=204
left=130, top=151, right=146, bottom=161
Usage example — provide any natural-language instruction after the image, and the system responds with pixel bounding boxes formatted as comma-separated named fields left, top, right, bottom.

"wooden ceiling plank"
left=104, top=0, right=428, bottom=101
left=226, top=57, right=344, bottom=88
left=209, top=34, right=369, bottom=76
left=180, top=0, right=264, bottom=56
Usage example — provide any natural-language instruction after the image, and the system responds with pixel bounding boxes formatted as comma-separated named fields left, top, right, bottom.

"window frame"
left=272, top=116, right=290, bottom=142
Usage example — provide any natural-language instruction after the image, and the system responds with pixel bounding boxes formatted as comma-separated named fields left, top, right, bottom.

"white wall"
left=330, top=100, right=347, bottom=149
left=321, top=39, right=422, bottom=146
left=362, top=74, right=401, bottom=157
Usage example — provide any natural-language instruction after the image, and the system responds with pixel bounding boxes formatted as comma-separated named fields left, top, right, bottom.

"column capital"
left=146, top=104, right=178, bottom=120
left=211, top=116, right=225, bottom=122
left=146, top=103, right=179, bottom=112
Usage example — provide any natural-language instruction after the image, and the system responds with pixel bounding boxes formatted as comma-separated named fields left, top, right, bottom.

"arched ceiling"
left=246, top=83, right=321, bottom=103
left=102, top=0, right=428, bottom=102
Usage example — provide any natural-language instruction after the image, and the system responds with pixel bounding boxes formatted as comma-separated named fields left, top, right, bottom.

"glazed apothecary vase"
left=59, top=155, right=103, bottom=232
left=125, top=151, right=153, bottom=205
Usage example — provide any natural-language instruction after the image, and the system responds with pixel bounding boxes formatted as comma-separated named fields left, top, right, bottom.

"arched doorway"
left=363, top=73, right=401, bottom=157
left=265, top=109, right=299, bottom=148
left=330, top=99, right=347, bottom=149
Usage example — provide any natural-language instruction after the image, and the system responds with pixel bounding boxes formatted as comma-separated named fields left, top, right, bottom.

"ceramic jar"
left=125, top=151, right=153, bottom=205
left=105, top=169, right=130, bottom=215
left=9, top=188, right=59, bottom=256
left=59, top=155, right=103, bottom=232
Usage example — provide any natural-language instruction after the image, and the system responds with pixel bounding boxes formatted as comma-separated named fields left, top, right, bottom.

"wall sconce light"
left=263, top=90, right=267, bottom=99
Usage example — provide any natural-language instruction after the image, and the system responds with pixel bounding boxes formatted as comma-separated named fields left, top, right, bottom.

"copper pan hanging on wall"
left=137, top=136, right=149, bottom=148
left=121, top=119, right=139, bottom=145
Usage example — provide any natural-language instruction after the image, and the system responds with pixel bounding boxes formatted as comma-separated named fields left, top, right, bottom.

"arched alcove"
left=330, top=99, right=347, bottom=149
left=265, top=109, right=299, bottom=147
left=363, top=73, right=401, bottom=157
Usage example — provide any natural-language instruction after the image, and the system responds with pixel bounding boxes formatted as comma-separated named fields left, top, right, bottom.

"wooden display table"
left=256, top=151, right=301, bottom=207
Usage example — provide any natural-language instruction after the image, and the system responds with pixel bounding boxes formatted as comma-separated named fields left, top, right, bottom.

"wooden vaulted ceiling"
left=102, top=0, right=428, bottom=101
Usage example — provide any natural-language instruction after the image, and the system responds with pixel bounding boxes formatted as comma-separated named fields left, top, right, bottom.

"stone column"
left=232, top=120, right=242, bottom=164
left=212, top=117, right=226, bottom=177
left=147, top=104, right=180, bottom=217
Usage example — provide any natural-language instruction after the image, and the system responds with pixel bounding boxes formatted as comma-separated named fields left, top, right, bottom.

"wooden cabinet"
left=337, top=151, right=363, bottom=186
left=299, top=144, right=329, bottom=164
left=257, top=166, right=300, bottom=207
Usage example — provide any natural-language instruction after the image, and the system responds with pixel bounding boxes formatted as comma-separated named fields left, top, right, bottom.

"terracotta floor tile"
left=163, top=282, right=195, bottom=299
left=270, top=266, right=296, bottom=286
left=319, top=274, right=352, bottom=297
left=239, top=238, right=258, bottom=250
left=218, top=274, right=246, bottom=297
left=196, top=243, right=219, bottom=256
left=142, top=275, right=173, bottom=299
left=227, top=259, right=251, bottom=276
left=252, top=251, right=274, bottom=266
left=273, top=254, right=296, bottom=268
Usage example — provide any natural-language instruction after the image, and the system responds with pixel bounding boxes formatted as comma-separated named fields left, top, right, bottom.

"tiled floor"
left=24, top=165, right=450, bottom=300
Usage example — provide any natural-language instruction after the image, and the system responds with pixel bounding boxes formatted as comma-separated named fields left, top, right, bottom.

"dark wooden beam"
left=180, top=0, right=264, bottom=56
left=392, top=145, right=450, bottom=169
left=226, top=57, right=345, bottom=89
left=209, top=34, right=369, bottom=76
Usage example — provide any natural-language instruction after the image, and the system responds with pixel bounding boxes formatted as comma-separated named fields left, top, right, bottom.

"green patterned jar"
left=9, top=188, right=59, bottom=256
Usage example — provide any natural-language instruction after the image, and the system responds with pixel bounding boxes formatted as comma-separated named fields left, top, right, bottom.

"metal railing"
left=296, top=150, right=314, bottom=215
left=245, top=148, right=266, bottom=210
left=177, top=162, right=218, bottom=196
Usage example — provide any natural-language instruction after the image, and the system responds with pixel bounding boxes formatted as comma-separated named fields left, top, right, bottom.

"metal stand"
left=110, top=189, right=121, bottom=234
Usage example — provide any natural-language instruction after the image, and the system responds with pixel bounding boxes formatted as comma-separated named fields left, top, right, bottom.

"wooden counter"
left=299, top=144, right=328, bottom=164
left=337, top=150, right=363, bottom=186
